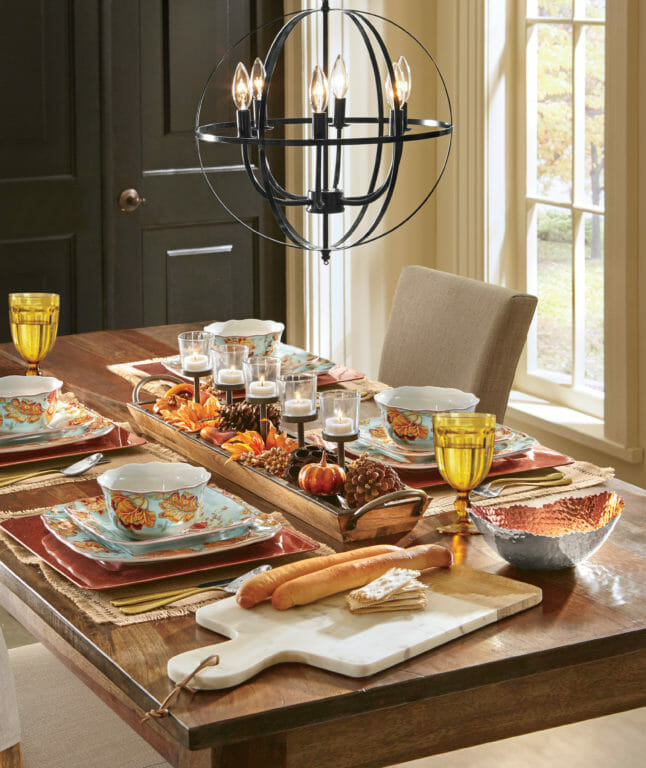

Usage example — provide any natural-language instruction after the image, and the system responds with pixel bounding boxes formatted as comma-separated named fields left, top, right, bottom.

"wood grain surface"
left=1, top=325, right=646, bottom=768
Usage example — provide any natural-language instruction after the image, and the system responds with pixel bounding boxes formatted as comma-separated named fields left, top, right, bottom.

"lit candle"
left=184, top=353, right=210, bottom=372
left=218, top=366, right=244, bottom=386
left=284, top=392, right=314, bottom=416
left=248, top=374, right=277, bottom=398
left=324, top=409, right=354, bottom=436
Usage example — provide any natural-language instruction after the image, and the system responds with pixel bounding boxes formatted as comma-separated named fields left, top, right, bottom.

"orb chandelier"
left=196, top=0, right=453, bottom=264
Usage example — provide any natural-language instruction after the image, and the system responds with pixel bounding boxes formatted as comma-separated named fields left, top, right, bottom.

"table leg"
left=0, top=743, right=22, bottom=768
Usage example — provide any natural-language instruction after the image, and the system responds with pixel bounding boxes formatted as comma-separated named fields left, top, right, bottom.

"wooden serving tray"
left=127, top=399, right=427, bottom=546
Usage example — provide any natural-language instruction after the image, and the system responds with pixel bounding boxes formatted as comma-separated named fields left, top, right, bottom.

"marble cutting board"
left=167, top=564, right=542, bottom=689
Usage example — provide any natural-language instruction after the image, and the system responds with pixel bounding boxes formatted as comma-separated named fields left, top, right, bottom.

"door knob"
left=118, top=188, right=146, bottom=212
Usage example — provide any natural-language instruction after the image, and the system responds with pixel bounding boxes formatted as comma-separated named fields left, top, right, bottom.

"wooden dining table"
left=1, top=324, right=645, bottom=768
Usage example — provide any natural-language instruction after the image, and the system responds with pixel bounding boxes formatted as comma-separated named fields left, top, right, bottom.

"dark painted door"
left=105, top=0, right=286, bottom=330
left=0, top=0, right=103, bottom=341
left=0, top=0, right=285, bottom=343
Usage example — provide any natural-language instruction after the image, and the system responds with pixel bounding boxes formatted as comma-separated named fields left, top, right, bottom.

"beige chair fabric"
left=0, top=628, right=21, bottom=754
left=378, top=266, right=538, bottom=422
left=7, top=641, right=170, bottom=768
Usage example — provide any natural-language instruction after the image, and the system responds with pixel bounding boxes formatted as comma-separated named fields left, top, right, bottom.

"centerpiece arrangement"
left=128, top=320, right=428, bottom=544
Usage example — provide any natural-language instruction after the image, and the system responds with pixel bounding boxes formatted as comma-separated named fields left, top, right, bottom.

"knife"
left=110, top=564, right=272, bottom=614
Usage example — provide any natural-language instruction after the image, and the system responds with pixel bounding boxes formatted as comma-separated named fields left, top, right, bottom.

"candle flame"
left=295, top=392, right=302, bottom=401
left=260, top=374, right=265, bottom=385
left=229, top=365, right=235, bottom=372
left=335, top=408, right=343, bottom=422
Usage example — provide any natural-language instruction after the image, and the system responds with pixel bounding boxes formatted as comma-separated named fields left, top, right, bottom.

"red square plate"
left=1, top=514, right=320, bottom=590
left=0, top=424, right=146, bottom=470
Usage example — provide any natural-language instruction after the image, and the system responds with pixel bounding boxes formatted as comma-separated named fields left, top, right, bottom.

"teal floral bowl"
left=97, top=462, right=211, bottom=540
left=204, top=319, right=284, bottom=356
left=0, top=375, right=62, bottom=433
left=374, top=386, right=479, bottom=452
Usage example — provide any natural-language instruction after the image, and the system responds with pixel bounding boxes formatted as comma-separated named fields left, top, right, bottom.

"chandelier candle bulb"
left=310, top=65, right=329, bottom=113
left=232, top=62, right=251, bottom=109
left=250, top=57, right=266, bottom=100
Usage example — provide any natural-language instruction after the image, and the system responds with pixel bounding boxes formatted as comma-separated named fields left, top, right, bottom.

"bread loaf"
left=236, top=544, right=401, bottom=608
left=271, top=544, right=453, bottom=610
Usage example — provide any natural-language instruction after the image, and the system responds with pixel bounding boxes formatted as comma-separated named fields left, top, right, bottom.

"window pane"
left=534, top=204, right=573, bottom=382
left=584, top=213, right=604, bottom=390
left=585, top=0, right=605, bottom=20
left=584, top=25, right=605, bottom=208
left=533, top=0, right=573, bottom=18
left=536, top=24, right=572, bottom=200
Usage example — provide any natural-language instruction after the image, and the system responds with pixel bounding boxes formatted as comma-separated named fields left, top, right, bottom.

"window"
left=517, top=0, right=605, bottom=418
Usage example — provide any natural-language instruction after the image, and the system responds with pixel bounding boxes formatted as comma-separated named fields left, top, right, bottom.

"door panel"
left=0, top=0, right=103, bottom=341
left=142, top=222, right=256, bottom=325
left=108, top=0, right=285, bottom=332
left=0, top=236, right=75, bottom=339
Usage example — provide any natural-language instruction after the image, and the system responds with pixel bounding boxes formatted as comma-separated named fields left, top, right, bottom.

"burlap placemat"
left=0, top=507, right=333, bottom=626
left=423, top=460, right=615, bottom=516
left=0, top=425, right=180, bottom=496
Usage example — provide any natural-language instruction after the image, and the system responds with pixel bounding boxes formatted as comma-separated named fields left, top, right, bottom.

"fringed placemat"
left=0, top=510, right=333, bottom=626
left=0, top=424, right=179, bottom=496
left=423, top=460, right=615, bottom=516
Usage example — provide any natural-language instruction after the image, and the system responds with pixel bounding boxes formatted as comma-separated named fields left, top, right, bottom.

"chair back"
left=378, top=266, right=537, bottom=422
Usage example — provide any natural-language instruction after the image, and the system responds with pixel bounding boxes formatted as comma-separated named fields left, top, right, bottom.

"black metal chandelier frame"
left=196, top=1, right=454, bottom=264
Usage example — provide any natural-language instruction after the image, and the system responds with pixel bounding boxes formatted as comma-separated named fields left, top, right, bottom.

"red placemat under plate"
left=0, top=424, right=146, bottom=470
left=397, top=445, right=574, bottom=488
left=0, top=515, right=320, bottom=590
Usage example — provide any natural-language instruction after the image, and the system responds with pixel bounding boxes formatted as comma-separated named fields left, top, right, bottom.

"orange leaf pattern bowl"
left=97, top=461, right=210, bottom=540
left=0, top=375, right=62, bottom=433
left=204, top=319, right=284, bottom=357
left=374, top=386, right=479, bottom=452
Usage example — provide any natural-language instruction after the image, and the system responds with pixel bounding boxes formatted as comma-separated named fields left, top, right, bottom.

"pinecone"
left=240, top=447, right=290, bottom=477
left=284, top=445, right=335, bottom=484
left=343, top=453, right=405, bottom=509
left=218, top=402, right=281, bottom=432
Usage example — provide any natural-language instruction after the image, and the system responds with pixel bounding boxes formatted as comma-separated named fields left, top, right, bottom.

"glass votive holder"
left=178, top=331, right=214, bottom=374
left=319, top=389, right=360, bottom=438
left=213, top=344, right=248, bottom=387
left=279, top=374, right=317, bottom=418
left=243, top=356, right=281, bottom=400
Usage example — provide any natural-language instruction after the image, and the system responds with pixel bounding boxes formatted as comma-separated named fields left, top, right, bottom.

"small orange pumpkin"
left=298, top=453, right=346, bottom=496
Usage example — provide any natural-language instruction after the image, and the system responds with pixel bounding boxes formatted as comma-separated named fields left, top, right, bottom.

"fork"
left=471, top=470, right=569, bottom=499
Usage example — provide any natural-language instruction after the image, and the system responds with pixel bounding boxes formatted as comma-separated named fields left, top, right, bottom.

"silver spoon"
left=0, top=452, right=107, bottom=488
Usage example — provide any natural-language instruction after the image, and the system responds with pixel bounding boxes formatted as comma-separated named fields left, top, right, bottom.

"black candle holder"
left=321, top=429, right=359, bottom=470
left=181, top=369, right=212, bottom=403
left=216, top=382, right=242, bottom=406
left=282, top=411, right=318, bottom=449
left=245, top=394, right=279, bottom=444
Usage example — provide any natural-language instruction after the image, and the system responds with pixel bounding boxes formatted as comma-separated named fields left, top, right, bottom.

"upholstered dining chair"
left=0, top=629, right=170, bottom=768
left=378, top=266, right=538, bottom=423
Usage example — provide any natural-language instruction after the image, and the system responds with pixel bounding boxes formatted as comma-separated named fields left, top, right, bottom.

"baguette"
left=236, top=544, right=401, bottom=608
left=271, top=544, right=453, bottom=610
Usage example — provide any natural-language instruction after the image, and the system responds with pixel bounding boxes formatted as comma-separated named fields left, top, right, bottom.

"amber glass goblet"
left=8, top=293, right=60, bottom=376
left=433, top=412, right=496, bottom=535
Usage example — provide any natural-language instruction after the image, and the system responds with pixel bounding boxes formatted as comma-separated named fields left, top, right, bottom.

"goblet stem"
left=26, top=362, right=40, bottom=376
left=436, top=490, right=480, bottom=536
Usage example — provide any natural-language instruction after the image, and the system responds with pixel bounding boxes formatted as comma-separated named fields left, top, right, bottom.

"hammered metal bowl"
left=468, top=491, right=623, bottom=570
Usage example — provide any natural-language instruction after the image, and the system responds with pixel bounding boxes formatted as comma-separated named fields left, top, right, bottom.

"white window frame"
left=514, top=2, right=605, bottom=419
